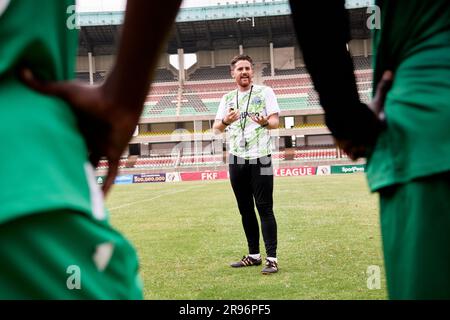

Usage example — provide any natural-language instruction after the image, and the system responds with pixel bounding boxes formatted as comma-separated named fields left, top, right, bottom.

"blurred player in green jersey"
left=290, top=0, right=450, bottom=299
left=0, top=0, right=181, bottom=299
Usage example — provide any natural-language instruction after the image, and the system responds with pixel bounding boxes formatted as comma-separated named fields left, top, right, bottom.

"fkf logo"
left=201, top=172, right=218, bottom=180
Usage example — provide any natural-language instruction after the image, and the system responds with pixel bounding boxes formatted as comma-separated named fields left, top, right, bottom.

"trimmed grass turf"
left=106, top=174, right=387, bottom=299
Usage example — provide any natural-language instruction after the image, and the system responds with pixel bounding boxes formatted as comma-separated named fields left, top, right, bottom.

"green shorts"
left=0, top=210, right=143, bottom=299
left=379, top=172, right=450, bottom=299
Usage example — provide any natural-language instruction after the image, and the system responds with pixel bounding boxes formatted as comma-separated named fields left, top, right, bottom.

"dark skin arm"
left=21, top=0, right=182, bottom=195
left=288, top=0, right=393, bottom=160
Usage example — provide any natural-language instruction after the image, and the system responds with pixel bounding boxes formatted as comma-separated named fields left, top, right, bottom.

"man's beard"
left=239, top=78, right=251, bottom=87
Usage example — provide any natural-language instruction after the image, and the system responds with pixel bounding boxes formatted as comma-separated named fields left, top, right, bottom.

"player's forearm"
left=289, top=0, right=360, bottom=108
left=102, top=0, right=182, bottom=113
left=213, top=120, right=227, bottom=133
left=266, top=116, right=279, bottom=130
left=289, top=0, right=372, bottom=139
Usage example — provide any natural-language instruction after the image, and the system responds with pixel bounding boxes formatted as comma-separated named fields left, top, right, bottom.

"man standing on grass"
left=213, top=55, right=280, bottom=274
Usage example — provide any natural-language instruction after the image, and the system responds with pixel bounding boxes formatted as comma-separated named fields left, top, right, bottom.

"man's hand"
left=213, top=108, right=240, bottom=133
left=336, top=71, right=394, bottom=160
left=20, top=68, right=141, bottom=195
left=369, top=71, right=393, bottom=123
left=223, top=108, right=240, bottom=124
left=251, top=113, right=278, bottom=129
left=250, top=115, right=269, bottom=127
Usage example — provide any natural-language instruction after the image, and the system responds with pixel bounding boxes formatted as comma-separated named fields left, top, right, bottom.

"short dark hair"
left=230, top=54, right=253, bottom=69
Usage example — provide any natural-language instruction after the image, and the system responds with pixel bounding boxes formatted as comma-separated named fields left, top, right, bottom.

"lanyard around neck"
left=237, top=85, right=253, bottom=133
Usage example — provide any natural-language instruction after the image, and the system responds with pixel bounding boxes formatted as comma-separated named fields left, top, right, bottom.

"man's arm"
left=213, top=119, right=228, bottom=133
left=213, top=108, right=241, bottom=133
left=21, top=0, right=182, bottom=194
left=266, top=113, right=279, bottom=129
left=251, top=86, right=280, bottom=129
left=288, top=0, right=387, bottom=159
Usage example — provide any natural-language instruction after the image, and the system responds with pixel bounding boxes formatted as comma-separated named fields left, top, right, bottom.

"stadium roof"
left=78, top=0, right=374, bottom=55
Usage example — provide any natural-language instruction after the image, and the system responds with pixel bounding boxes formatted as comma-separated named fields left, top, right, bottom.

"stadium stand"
left=188, top=66, right=231, bottom=81
left=352, top=55, right=372, bottom=70
left=143, top=95, right=178, bottom=117
left=134, top=60, right=373, bottom=120
left=75, top=72, right=90, bottom=82
left=76, top=2, right=374, bottom=171
left=262, top=64, right=271, bottom=77
left=184, top=81, right=236, bottom=93
left=97, top=154, right=224, bottom=170
left=94, top=72, right=106, bottom=83
left=179, top=93, right=213, bottom=115
left=153, top=68, right=177, bottom=82
left=75, top=71, right=106, bottom=83
left=95, top=146, right=348, bottom=171
left=273, top=66, right=309, bottom=76
left=147, top=84, right=179, bottom=96
left=264, top=76, right=313, bottom=88
left=294, top=148, right=341, bottom=160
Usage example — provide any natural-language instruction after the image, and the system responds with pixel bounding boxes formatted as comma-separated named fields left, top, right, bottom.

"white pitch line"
left=108, top=185, right=202, bottom=211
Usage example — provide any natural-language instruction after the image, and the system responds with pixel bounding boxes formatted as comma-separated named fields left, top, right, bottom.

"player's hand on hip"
left=369, top=70, right=394, bottom=123
left=19, top=68, right=141, bottom=196
left=335, top=71, right=394, bottom=161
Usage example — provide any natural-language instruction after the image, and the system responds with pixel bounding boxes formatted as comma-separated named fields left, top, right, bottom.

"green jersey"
left=0, top=2, right=142, bottom=299
left=216, top=84, right=280, bottom=159
left=0, top=1, right=105, bottom=223
left=367, top=0, right=450, bottom=191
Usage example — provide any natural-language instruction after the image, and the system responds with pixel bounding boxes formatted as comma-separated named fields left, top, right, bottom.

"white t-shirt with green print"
left=216, top=84, right=280, bottom=160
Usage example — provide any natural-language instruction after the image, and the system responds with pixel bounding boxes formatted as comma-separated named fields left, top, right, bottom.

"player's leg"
left=229, top=154, right=261, bottom=259
left=379, top=171, right=450, bottom=299
left=0, top=210, right=143, bottom=299
left=251, top=155, right=278, bottom=273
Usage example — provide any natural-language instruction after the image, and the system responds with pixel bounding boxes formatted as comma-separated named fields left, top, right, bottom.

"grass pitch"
left=106, top=174, right=387, bottom=300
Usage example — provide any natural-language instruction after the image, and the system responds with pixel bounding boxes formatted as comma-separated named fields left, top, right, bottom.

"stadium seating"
left=147, top=84, right=179, bottom=96
left=264, top=77, right=313, bottom=88
left=75, top=72, right=90, bottom=82
left=293, top=123, right=326, bottom=129
left=96, top=146, right=347, bottom=171
left=273, top=66, right=309, bottom=76
left=353, top=55, right=372, bottom=70
left=277, top=97, right=310, bottom=110
left=77, top=56, right=373, bottom=120
left=142, top=98, right=178, bottom=117
left=262, top=64, right=271, bottom=77
left=94, top=72, right=106, bottom=83
left=262, top=65, right=312, bottom=77
left=294, top=148, right=341, bottom=160
left=188, top=66, right=231, bottom=81
left=153, top=68, right=177, bottom=82
left=127, top=150, right=335, bottom=169
left=184, top=81, right=236, bottom=93
left=97, top=154, right=225, bottom=170
left=75, top=72, right=106, bottom=83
